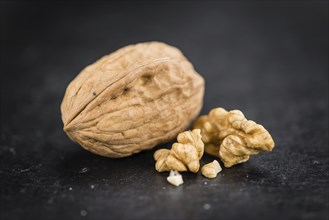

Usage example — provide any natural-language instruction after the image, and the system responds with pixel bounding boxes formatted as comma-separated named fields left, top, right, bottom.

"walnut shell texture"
left=61, top=42, right=205, bottom=158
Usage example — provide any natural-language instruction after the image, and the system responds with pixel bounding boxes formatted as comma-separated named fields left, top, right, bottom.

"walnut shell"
left=61, top=42, right=205, bottom=158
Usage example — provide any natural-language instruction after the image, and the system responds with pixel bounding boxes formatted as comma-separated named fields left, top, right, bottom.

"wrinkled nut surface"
left=154, top=129, right=204, bottom=173
left=201, top=160, right=222, bottom=178
left=193, top=108, right=275, bottom=167
left=61, top=42, right=205, bottom=158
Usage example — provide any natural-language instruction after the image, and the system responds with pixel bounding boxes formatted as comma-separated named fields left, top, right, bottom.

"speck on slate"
left=20, top=168, right=31, bottom=173
left=79, top=167, right=89, bottom=173
left=47, top=197, right=55, bottom=204
left=203, top=203, right=211, bottom=210
left=8, top=148, right=16, bottom=155
left=80, top=210, right=87, bottom=216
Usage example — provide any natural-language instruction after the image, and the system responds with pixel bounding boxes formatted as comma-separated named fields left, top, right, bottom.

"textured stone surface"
left=1, top=2, right=328, bottom=220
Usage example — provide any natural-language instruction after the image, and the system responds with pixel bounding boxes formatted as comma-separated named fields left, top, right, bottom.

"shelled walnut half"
left=201, top=160, right=222, bottom=178
left=193, top=108, right=275, bottom=167
left=154, top=129, right=204, bottom=173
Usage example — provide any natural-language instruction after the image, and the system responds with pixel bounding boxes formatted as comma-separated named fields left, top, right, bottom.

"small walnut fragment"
left=167, top=170, right=184, bottom=186
left=193, top=108, right=275, bottom=168
left=61, top=42, right=204, bottom=158
left=154, top=129, right=204, bottom=173
left=201, top=160, right=222, bottom=178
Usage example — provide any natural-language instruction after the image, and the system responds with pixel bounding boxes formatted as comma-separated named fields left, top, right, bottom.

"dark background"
left=1, top=1, right=328, bottom=220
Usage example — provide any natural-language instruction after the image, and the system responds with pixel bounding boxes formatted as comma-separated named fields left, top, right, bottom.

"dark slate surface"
left=1, top=1, right=328, bottom=220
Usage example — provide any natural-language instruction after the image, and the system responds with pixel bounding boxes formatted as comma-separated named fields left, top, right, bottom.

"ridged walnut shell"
left=61, top=42, right=205, bottom=158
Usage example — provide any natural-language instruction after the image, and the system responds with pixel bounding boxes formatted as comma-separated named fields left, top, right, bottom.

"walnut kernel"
left=193, top=108, right=275, bottom=167
left=167, top=170, right=184, bottom=186
left=201, top=160, right=222, bottom=178
left=154, top=129, right=204, bottom=173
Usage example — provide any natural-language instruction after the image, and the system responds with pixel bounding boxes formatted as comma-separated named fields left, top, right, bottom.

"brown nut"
left=193, top=108, right=275, bottom=167
left=61, top=42, right=205, bottom=158
left=154, top=129, right=204, bottom=173
left=201, top=160, right=222, bottom=178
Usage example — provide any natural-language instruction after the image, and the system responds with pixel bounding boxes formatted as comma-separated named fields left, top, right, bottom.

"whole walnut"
left=61, top=42, right=205, bottom=158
